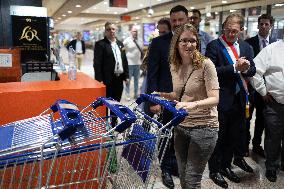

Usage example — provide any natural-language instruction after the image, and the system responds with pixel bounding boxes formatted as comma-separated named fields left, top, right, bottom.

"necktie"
left=262, top=39, right=267, bottom=48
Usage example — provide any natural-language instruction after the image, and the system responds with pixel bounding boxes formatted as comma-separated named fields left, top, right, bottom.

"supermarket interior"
left=0, top=0, right=284, bottom=188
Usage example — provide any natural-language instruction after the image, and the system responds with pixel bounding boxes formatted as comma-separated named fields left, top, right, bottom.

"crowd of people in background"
left=55, top=4, right=284, bottom=189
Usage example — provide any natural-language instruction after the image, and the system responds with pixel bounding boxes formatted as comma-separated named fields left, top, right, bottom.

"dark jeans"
left=245, top=89, right=265, bottom=150
left=106, top=74, right=124, bottom=127
left=209, top=93, right=245, bottom=172
left=175, top=126, right=218, bottom=189
left=264, top=100, right=284, bottom=171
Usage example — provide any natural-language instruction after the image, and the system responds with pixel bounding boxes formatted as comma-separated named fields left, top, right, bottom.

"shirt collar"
left=258, top=33, right=269, bottom=43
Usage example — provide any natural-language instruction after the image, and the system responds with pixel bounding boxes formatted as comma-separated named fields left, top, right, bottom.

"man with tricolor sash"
left=206, top=14, right=256, bottom=188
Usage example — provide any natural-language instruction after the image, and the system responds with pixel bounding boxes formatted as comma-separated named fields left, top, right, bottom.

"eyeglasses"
left=223, top=29, right=240, bottom=35
left=178, top=38, right=197, bottom=45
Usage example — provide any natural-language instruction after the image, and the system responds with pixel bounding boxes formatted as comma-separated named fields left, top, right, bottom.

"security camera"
left=148, top=8, right=154, bottom=16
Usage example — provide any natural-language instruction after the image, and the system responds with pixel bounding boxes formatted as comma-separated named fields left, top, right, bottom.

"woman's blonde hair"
left=169, top=23, right=205, bottom=72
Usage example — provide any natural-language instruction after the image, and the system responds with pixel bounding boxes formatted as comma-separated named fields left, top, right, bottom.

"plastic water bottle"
left=68, top=47, right=76, bottom=80
left=59, top=56, right=66, bottom=73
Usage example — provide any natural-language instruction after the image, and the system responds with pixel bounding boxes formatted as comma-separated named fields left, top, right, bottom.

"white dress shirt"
left=258, top=34, right=270, bottom=50
left=75, top=40, right=83, bottom=53
left=250, top=40, right=284, bottom=104
left=110, top=41, right=123, bottom=74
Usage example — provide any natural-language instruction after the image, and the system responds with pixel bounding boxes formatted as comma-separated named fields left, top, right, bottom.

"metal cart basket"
left=0, top=97, right=136, bottom=189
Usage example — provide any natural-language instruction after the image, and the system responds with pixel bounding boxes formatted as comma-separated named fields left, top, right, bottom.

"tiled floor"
left=58, top=48, right=284, bottom=188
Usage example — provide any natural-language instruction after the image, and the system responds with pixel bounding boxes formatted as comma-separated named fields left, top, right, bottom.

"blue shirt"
left=199, top=30, right=213, bottom=55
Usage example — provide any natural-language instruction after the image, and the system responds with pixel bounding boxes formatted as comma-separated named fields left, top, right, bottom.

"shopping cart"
left=102, top=93, right=188, bottom=189
left=0, top=97, right=136, bottom=189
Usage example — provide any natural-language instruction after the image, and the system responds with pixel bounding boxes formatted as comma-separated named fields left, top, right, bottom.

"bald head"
left=131, top=27, right=138, bottom=39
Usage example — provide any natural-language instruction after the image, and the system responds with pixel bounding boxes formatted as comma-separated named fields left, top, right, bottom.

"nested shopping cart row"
left=0, top=94, right=187, bottom=189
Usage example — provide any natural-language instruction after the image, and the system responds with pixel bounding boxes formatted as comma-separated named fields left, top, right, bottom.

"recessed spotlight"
left=222, top=0, right=227, bottom=3
left=230, top=9, right=236, bottom=12
left=62, top=14, right=66, bottom=17
left=67, top=10, right=72, bottom=13
left=75, top=4, right=81, bottom=8
left=190, top=7, right=195, bottom=9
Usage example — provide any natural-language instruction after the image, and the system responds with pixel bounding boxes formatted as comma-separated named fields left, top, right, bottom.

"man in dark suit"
left=245, top=14, right=276, bottom=157
left=206, top=14, right=256, bottom=188
left=66, top=32, right=86, bottom=70
left=147, top=5, right=188, bottom=189
left=93, top=22, right=129, bottom=103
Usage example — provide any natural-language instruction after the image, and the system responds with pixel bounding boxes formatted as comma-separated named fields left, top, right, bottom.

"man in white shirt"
left=250, top=30, right=284, bottom=182
left=123, top=26, right=143, bottom=100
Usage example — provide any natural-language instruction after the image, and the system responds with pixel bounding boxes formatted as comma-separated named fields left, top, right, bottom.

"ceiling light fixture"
left=75, top=4, right=81, bottom=8
left=67, top=10, right=72, bottom=13
left=222, top=0, right=227, bottom=3
left=275, top=3, right=284, bottom=7
left=147, top=0, right=153, bottom=16
left=62, top=14, right=66, bottom=17
left=190, top=7, right=195, bottom=9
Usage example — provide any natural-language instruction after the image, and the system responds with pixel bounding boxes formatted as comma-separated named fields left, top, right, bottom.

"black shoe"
left=252, top=146, right=265, bottom=158
left=233, top=158, right=253, bottom=173
left=209, top=172, right=228, bottom=188
left=281, top=164, right=284, bottom=171
left=265, top=170, right=277, bottom=182
left=244, top=148, right=249, bottom=157
left=161, top=171, right=174, bottom=189
left=220, top=167, right=241, bottom=183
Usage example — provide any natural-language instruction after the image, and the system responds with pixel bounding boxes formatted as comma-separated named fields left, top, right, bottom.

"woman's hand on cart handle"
left=174, top=101, right=199, bottom=111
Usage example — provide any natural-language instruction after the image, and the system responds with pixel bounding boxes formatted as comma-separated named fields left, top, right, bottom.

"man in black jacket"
left=147, top=5, right=189, bottom=189
left=66, top=32, right=85, bottom=70
left=93, top=22, right=129, bottom=103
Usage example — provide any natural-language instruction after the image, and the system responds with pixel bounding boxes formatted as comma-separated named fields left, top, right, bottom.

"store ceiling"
left=42, top=0, right=284, bottom=30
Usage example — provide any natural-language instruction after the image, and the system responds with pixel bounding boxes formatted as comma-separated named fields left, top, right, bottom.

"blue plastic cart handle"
left=136, top=93, right=188, bottom=127
left=92, top=97, right=137, bottom=133
left=50, top=100, right=84, bottom=140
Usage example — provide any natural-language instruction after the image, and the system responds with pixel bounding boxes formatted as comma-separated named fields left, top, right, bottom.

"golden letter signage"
left=20, top=26, right=41, bottom=42
left=12, top=16, right=48, bottom=62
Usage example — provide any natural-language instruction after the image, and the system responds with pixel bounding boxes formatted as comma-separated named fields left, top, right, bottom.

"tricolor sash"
left=218, top=35, right=249, bottom=95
